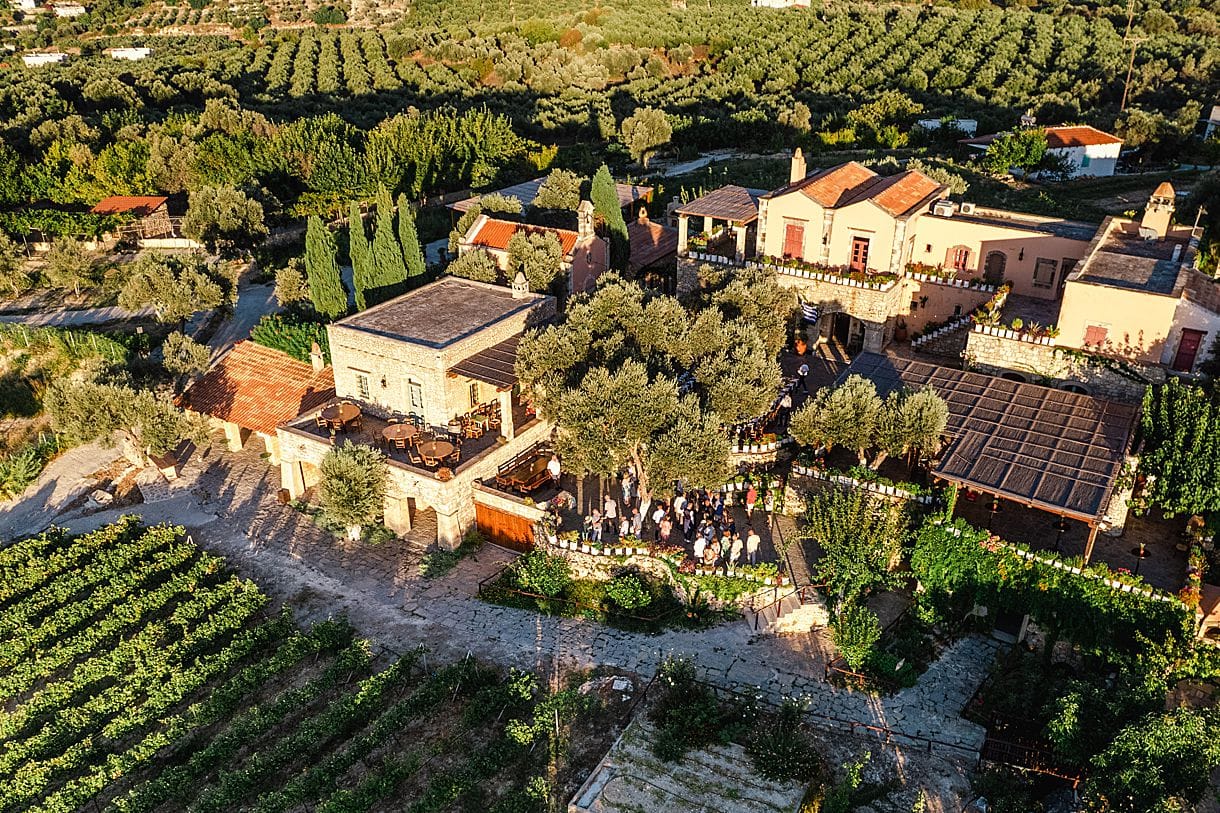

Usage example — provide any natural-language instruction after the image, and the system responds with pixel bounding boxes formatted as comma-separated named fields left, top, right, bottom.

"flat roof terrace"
left=332, top=277, right=548, bottom=348
left=1073, top=220, right=1195, bottom=296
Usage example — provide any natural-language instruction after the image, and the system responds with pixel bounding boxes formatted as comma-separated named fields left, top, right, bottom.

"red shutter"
left=783, top=222, right=804, bottom=259
left=1083, top=325, right=1108, bottom=347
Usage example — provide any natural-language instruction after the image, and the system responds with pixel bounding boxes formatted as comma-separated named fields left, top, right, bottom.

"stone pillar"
left=436, top=508, right=463, bottom=550
left=677, top=214, right=689, bottom=257
left=735, top=224, right=748, bottom=263
left=499, top=389, right=515, bottom=440
left=1100, top=454, right=1138, bottom=537
left=862, top=321, right=887, bottom=354
left=261, top=433, right=282, bottom=466
left=223, top=421, right=247, bottom=452
left=281, top=460, right=305, bottom=499
left=675, top=257, right=700, bottom=301
left=384, top=496, right=413, bottom=534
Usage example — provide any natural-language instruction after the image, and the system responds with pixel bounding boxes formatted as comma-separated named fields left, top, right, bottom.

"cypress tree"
left=591, top=164, right=629, bottom=270
left=397, top=192, right=427, bottom=278
left=305, top=215, right=346, bottom=319
left=348, top=201, right=374, bottom=311
left=369, top=190, right=408, bottom=304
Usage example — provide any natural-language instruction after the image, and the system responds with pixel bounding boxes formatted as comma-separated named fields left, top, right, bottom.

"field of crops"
left=0, top=516, right=610, bottom=812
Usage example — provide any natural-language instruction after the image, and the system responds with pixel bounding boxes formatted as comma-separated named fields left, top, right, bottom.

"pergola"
left=674, top=185, right=762, bottom=263
left=840, top=353, right=1139, bottom=561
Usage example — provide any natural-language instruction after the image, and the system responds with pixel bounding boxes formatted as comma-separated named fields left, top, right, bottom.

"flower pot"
left=764, top=577, right=774, bottom=585
left=558, top=539, right=569, bottom=549
left=581, top=544, right=593, bottom=554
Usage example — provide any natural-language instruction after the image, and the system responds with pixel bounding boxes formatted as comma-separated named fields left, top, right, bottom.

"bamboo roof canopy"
left=673, top=185, right=763, bottom=223
left=838, top=353, right=1138, bottom=524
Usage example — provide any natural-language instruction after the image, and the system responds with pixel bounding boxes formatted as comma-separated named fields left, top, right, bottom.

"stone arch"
left=999, top=371, right=1027, bottom=383
left=1060, top=381, right=1090, bottom=395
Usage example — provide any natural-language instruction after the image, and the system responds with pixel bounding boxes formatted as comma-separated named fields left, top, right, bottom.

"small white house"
left=22, top=51, right=67, bottom=66
left=1203, top=105, right=1220, bottom=139
left=10, top=0, right=38, bottom=12
left=105, top=46, right=152, bottom=60
left=916, top=118, right=979, bottom=137
left=962, top=124, right=1123, bottom=179
left=52, top=2, right=85, bottom=15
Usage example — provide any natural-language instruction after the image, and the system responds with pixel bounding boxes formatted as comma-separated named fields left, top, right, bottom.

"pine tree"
left=592, top=164, right=629, bottom=270
left=397, top=192, right=426, bottom=278
left=348, top=201, right=374, bottom=311
left=305, top=215, right=347, bottom=319
left=369, top=189, right=408, bottom=305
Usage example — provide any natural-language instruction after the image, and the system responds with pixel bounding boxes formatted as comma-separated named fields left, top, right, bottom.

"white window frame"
left=408, top=379, right=425, bottom=412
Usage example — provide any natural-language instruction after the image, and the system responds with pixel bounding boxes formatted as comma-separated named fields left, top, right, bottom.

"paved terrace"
left=19, top=435, right=1001, bottom=759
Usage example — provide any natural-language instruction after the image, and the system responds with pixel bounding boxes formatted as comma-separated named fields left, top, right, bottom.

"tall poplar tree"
left=348, top=201, right=374, bottom=311
left=305, top=215, right=347, bottom=319
left=591, top=164, right=629, bottom=271
left=397, top=192, right=427, bottom=279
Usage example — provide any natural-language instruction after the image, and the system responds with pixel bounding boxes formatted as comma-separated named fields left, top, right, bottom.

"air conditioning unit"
left=932, top=200, right=957, bottom=217
left=959, top=202, right=977, bottom=215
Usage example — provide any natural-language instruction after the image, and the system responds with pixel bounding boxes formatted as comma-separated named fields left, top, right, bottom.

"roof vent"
left=959, top=202, right=977, bottom=215
left=932, top=200, right=957, bottom=217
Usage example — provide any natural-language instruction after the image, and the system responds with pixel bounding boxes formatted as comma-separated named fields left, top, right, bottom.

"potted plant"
left=794, top=330, right=808, bottom=355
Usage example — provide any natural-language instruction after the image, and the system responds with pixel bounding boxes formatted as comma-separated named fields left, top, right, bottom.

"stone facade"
left=964, top=329, right=1164, bottom=403
left=278, top=418, right=552, bottom=549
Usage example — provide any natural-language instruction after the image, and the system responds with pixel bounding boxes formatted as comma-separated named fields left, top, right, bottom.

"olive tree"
left=619, top=108, right=672, bottom=168
left=802, top=485, right=907, bottom=608
left=317, top=441, right=388, bottom=540
left=507, top=229, right=563, bottom=292
left=118, top=254, right=224, bottom=323
left=0, top=233, right=33, bottom=299
left=274, top=259, right=310, bottom=307
left=447, top=248, right=499, bottom=283
left=532, top=168, right=583, bottom=210
left=43, top=237, right=100, bottom=296
left=162, top=330, right=211, bottom=378
left=182, top=186, right=268, bottom=255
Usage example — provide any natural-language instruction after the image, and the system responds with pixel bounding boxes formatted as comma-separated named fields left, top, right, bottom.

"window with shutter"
left=1033, top=258, right=1058, bottom=288
left=1083, top=325, right=1109, bottom=347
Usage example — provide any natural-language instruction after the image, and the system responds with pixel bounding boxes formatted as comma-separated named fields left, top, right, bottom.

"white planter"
left=558, top=539, right=569, bottom=549
left=764, top=577, right=775, bottom=585
left=581, top=544, right=592, bottom=554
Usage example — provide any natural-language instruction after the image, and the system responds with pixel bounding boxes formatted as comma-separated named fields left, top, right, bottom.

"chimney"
left=789, top=147, right=806, bottom=185
left=577, top=200, right=595, bottom=239
left=1140, top=182, right=1175, bottom=240
left=511, top=271, right=529, bottom=299
left=309, top=341, right=325, bottom=373
left=638, top=206, right=649, bottom=224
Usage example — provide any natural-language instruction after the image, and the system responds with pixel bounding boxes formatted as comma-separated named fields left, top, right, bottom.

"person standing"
left=590, top=509, right=603, bottom=544
left=746, top=527, right=761, bottom=565
left=730, top=533, right=744, bottom=568
left=547, top=453, right=561, bottom=485
left=779, top=390, right=793, bottom=430
left=745, top=483, right=758, bottom=517
left=619, top=515, right=631, bottom=539
left=602, top=493, right=618, bottom=537
left=659, top=515, right=673, bottom=546
left=694, top=533, right=707, bottom=563
left=631, top=507, right=644, bottom=538
left=798, top=361, right=810, bottom=394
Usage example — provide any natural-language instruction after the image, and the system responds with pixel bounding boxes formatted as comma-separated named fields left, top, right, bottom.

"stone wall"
left=965, top=330, right=1164, bottom=403
left=277, top=418, right=552, bottom=549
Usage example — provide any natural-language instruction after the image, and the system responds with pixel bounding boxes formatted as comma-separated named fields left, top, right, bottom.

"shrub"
left=745, top=698, right=822, bottom=782
left=648, top=657, right=725, bottom=761
left=250, top=313, right=330, bottom=364
left=316, top=442, right=387, bottom=537
left=832, top=604, right=881, bottom=671
left=513, top=550, right=570, bottom=597
left=606, top=573, right=651, bottom=611
left=0, top=444, right=46, bottom=499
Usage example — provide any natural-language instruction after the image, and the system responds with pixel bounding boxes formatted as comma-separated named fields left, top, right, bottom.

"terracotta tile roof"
left=673, top=185, right=761, bottom=222
left=1044, top=125, right=1123, bottom=149
left=627, top=215, right=679, bottom=270
left=784, top=161, right=878, bottom=207
left=89, top=195, right=168, bottom=217
left=843, top=170, right=945, bottom=216
left=181, top=341, right=335, bottom=435
left=466, top=218, right=578, bottom=257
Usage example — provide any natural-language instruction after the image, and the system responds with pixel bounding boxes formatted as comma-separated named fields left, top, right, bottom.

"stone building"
left=275, top=276, right=556, bottom=548
left=458, top=202, right=610, bottom=295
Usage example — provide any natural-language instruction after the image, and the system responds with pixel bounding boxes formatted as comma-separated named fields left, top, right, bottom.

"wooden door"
left=850, top=237, right=870, bottom=271
left=783, top=222, right=804, bottom=260
left=1172, top=329, right=1206, bottom=372
left=474, top=502, right=535, bottom=552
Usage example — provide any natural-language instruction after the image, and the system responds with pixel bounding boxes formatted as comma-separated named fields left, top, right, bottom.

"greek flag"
left=800, top=300, right=820, bottom=324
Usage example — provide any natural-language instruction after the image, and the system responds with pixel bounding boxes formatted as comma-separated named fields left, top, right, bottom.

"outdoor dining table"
left=416, top=440, right=455, bottom=466
left=381, top=424, right=419, bottom=445
left=320, top=403, right=361, bottom=428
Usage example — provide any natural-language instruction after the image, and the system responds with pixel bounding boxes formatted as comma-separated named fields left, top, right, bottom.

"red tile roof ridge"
left=467, top=217, right=579, bottom=256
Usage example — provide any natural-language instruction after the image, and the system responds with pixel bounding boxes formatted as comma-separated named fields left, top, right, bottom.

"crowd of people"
left=578, top=465, right=766, bottom=572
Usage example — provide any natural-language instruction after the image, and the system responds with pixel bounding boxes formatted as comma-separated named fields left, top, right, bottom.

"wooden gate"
left=475, top=502, right=535, bottom=553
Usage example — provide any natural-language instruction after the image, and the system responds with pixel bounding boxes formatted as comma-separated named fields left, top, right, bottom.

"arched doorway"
left=999, top=371, right=1027, bottom=383
left=1061, top=382, right=1089, bottom=395
left=983, top=251, right=1007, bottom=285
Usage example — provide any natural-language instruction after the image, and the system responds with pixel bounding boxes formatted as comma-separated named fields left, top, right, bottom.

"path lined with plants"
left=154, top=440, right=999, bottom=758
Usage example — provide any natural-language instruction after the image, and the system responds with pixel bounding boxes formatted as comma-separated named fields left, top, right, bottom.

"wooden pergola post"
left=1083, top=523, right=1100, bottom=564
